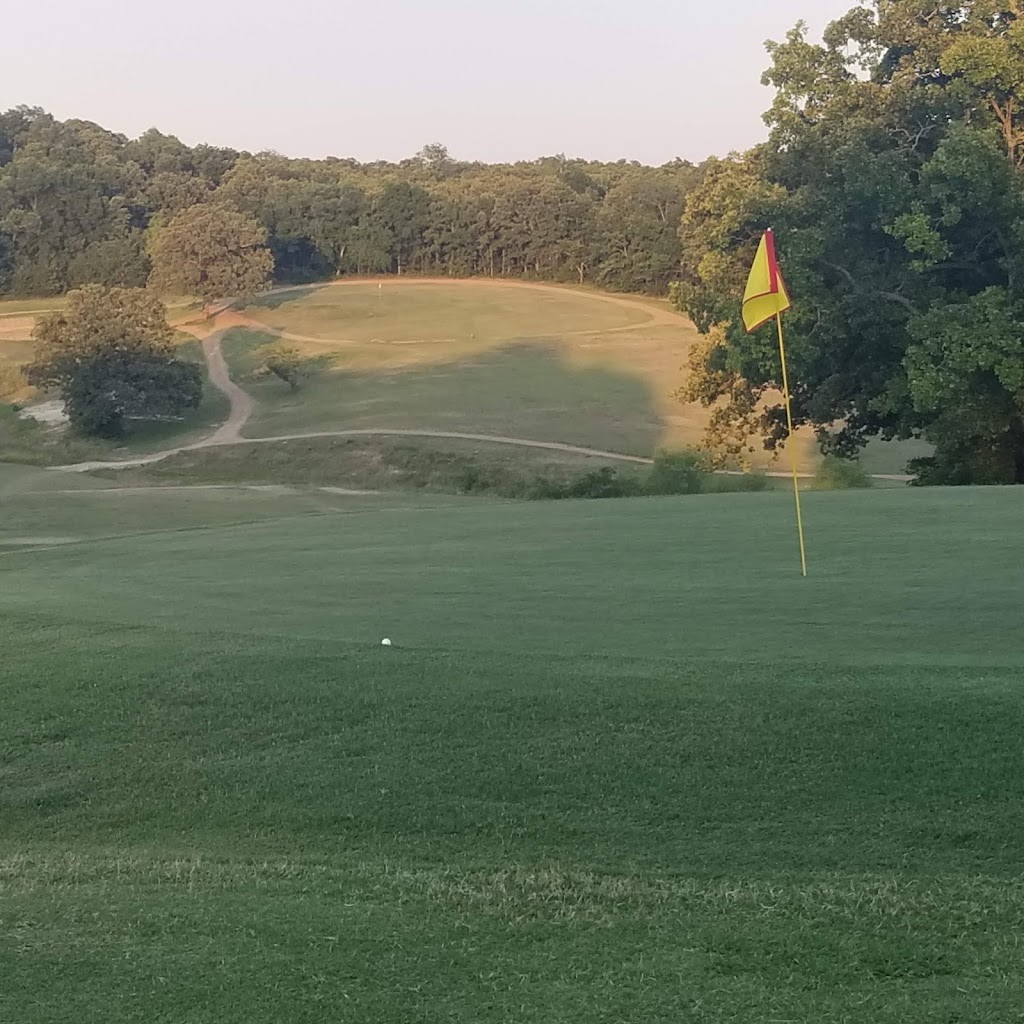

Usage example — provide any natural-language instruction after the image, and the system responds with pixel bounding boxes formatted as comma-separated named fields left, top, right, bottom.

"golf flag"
left=742, top=229, right=791, bottom=334
left=741, top=230, right=808, bottom=577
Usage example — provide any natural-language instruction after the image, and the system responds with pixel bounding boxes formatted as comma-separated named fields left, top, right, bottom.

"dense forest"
left=0, top=110, right=700, bottom=297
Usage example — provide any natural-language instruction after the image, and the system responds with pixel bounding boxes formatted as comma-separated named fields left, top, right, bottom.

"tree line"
left=0, top=111, right=701, bottom=297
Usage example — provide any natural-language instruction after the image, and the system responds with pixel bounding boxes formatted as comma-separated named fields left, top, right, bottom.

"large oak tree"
left=26, top=285, right=202, bottom=437
left=148, top=204, right=274, bottom=310
left=677, top=1, right=1024, bottom=484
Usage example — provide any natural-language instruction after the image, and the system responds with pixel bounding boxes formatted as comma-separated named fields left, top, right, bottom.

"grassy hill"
left=2, top=282, right=925, bottom=478
left=2, top=473, right=1022, bottom=1022
left=230, top=280, right=837, bottom=468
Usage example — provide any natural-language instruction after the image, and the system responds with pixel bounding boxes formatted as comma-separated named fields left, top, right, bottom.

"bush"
left=813, top=455, right=873, bottom=490
left=705, top=471, right=771, bottom=494
left=564, top=466, right=641, bottom=499
left=644, top=449, right=710, bottom=495
left=254, top=342, right=306, bottom=391
left=522, top=476, right=569, bottom=501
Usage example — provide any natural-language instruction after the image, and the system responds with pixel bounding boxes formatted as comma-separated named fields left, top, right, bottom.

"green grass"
left=2, top=482, right=1023, bottom=1022
left=232, top=281, right=923, bottom=476
left=232, top=282, right=728, bottom=458
left=226, top=326, right=677, bottom=455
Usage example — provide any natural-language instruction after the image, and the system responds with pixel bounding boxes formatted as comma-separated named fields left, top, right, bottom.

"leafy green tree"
left=676, top=2, right=1024, bottom=483
left=416, top=143, right=456, bottom=179
left=0, top=113, right=148, bottom=294
left=372, top=181, right=432, bottom=274
left=255, top=342, right=305, bottom=391
left=597, top=168, right=686, bottom=292
left=25, top=285, right=201, bottom=436
left=348, top=217, right=394, bottom=275
left=422, top=184, right=492, bottom=276
left=148, top=204, right=274, bottom=309
left=0, top=106, right=41, bottom=167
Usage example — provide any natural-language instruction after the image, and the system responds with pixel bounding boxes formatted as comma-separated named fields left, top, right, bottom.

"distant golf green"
left=2, top=477, right=1022, bottom=1023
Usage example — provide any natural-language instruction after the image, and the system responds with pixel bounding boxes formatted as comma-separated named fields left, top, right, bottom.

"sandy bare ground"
left=47, top=282, right=912, bottom=482
left=19, top=400, right=67, bottom=426
left=0, top=316, right=36, bottom=339
left=194, top=330, right=254, bottom=446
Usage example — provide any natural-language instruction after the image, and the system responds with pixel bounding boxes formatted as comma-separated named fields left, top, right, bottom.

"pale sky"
left=2, top=0, right=854, bottom=165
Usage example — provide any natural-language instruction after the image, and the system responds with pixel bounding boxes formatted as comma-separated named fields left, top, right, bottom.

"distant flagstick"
left=741, top=229, right=808, bottom=577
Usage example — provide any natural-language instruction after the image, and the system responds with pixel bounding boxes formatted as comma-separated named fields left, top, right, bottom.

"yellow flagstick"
left=775, top=311, right=808, bottom=577
left=741, top=228, right=807, bottom=576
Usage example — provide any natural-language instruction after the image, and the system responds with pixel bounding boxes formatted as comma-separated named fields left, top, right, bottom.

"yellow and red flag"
left=742, top=229, right=791, bottom=333
left=741, top=228, right=808, bottom=577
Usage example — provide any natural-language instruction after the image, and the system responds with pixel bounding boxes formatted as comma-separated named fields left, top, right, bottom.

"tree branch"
left=825, top=262, right=917, bottom=312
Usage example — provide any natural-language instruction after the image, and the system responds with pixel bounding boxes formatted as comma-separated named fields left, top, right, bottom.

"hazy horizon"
left=3, top=0, right=854, bottom=165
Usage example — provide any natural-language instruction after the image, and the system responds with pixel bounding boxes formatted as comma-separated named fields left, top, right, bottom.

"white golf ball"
left=381, top=638, right=392, bottom=646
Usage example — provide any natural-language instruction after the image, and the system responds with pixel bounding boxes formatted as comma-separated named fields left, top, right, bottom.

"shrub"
left=254, top=342, right=306, bottom=391
left=706, top=471, right=771, bottom=494
left=522, top=476, right=569, bottom=501
left=645, top=449, right=710, bottom=495
left=565, top=466, right=642, bottom=499
left=813, top=455, right=873, bottom=490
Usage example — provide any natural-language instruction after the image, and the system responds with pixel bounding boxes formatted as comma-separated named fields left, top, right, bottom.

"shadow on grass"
left=110, top=341, right=231, bottom=454
left=221, top=329, right=666, bottom=456
left=248, top=285, right=324, bottom=312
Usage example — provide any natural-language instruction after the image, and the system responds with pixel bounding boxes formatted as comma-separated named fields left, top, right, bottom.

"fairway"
left=229, top=280, right=918, bottom=475
left=3, top=478, right=1023, bottom=1023
left=2, top=281, right=922, bottom=478
left=232, top=280, right=701, bottom=457
left=244, top=279, right=651, bottom=340
left=228, top=281, right=817, bottom=465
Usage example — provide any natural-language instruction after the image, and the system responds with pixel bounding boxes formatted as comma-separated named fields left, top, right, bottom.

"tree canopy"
left=26, top=286, right=202, bottom=436
left=675, top=0, right=1024, bottom=483
left=0, top=107, right=703, bottom=298
left=148, top=204, right=274, bottom=308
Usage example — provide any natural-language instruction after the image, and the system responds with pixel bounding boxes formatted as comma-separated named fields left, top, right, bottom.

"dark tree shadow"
left=235, top=338, right=666, bottom=457
left=248, top=285, right=330, bottom=312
